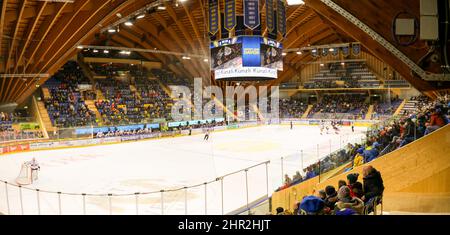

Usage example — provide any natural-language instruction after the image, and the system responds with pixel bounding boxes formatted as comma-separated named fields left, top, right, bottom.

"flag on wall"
left=352, top=43, right=361, bottom=56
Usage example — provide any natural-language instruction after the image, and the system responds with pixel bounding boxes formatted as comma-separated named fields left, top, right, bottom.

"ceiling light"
left=157, top=6, right=166, bottom=10
left=77, top=46, right=83, bottom=49
left=282, top=52, right=287, bottom=56
left=124, top=21, right=133, bottom=26
left=341, top=62, right=345, bottom=66
left=182, top=56, right=191, bottom=60
left=311, top=49, right=317, bottom=53
left=136, top=14, right=145, bottom=19
left=93, top=49, right=99, bottom=53
left=104, top=50, right=109, bottom=54
left=329, top=48, right=335, bottom=52
left=320, top=63, right=324, bottom=67
left=108, top=28, right=116, bottom=33
left=296, top=51, right=302, bottom=55
left=286, top=0, right=305, bottom=5
left=203, top=58, right=209, bottom=62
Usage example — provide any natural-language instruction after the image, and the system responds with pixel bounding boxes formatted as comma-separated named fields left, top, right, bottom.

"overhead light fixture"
left=108, top=28, right=116, bottom=33
left=282, top=52, right=287, bottom=56
left=77, top=46, right=83, bottom=49
left=329, top=48, right=335, bottom=52
left=104, top=50, right=109, bottom=54
left=136, top=14, right=145, bottom=19
left=341, top=62, right=345, bottom=66
left=182, top=56, right=191, bottom=60
left=286, top=0, right=305, bottom=5
left=296, top=51, right=302, bottom=55
left=157, top=6, right=166, bottom=10
left=124, top=21, right=133, bottom=26
left=179, top=0, right=188, bottom=2
left=311, top=49, right=317, bottom=53
left=320, top=63, right=325, bottom=67
left=93, top=49, right=99, bottom=53
left=203, top=58, right=209, bottom=62
left=120, top=50, right=131, bottom=55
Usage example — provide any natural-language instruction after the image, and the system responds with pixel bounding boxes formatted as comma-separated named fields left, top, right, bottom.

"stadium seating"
left=303, top=62, right=381, bottom=89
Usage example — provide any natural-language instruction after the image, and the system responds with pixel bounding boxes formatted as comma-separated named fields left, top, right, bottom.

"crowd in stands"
left=44, top=61, right=97, bottom=128
left=275, top=94, right=449, bottom=215
left=275, top=165, right=384, bottom=215
left=303, top=62, right=381, bottom=89
left=1, top=112, right=44, bottom=142
left=279, top=98, right=308, bottom=118
left=95, top=77, right=174, bottom=126
left=308, top=94, right=369, bottom=119
left=372, top=97, right=402, bottom=119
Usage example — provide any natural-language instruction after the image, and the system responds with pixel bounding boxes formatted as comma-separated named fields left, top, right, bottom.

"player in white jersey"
left=30, top=158, right=40, bottom=180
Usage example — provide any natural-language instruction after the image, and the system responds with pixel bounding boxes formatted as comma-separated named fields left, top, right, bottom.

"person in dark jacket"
left=347, top=173, right=364, bottom=199
left=361, top=165, right=384, bottom=204
left=399, top=118, right=416, bottom=147
left=324, top=185, right=338, bottom=211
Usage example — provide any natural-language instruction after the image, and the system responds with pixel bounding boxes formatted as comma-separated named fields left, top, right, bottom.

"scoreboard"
left=210, top=36, right=283, bottom=81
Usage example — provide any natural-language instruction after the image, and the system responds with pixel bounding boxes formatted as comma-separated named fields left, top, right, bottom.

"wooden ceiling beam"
left=132, top=19, right=199, bottom=78
left=1, top=0, right=27, bottom=102
left=27, top=0, right=92, bottom=74
left=13, top=1, right=47, bottom=74
left=15, top=0, right=145, bottom=103
left=304, top=0, right=435, bottom=92
left=5, top=2, right=48, bottom=102
left=0, top=0, right=7, bottom=66
left=21, top=2, right=68, bottom=73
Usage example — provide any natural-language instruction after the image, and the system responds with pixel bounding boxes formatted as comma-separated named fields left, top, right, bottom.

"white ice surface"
left=0, top=125, right=366, bottom=215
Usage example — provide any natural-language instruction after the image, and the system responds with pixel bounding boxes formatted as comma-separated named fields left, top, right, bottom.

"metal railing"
left=0, top=119, right=376, bottom=215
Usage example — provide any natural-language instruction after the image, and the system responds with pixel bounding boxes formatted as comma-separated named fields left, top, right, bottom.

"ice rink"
left=0, top=124, right=367, bottom=215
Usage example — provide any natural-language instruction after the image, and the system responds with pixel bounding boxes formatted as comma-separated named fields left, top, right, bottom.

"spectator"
left=305, top=167, right=317, bottom=180
left=318, top=190, right=327, bottom=201
left=324, top=185, right=338, bottom=210
left=284, top=174, right=292, bottom=185
left=347, top=173, right=364, bottom=199
left=352, top=148, right=365, bottom=168
left=424, top=108, right=447, bottom=135
left=335, top=186, right=365, bottom=215
left=338, top=180, right=347, bottom=189
left=299, top=196, right=325, bottom=215
left=361, top=166, right=384, bottom=204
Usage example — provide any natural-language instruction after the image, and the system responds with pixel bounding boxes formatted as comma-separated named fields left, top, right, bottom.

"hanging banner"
left=208, top=0, right=220, bottom=35
left=224, top=0, right=236, bottom=31
left=243, top=0, right=260, bottom=30
left=266, top=0, right=275, bottom=33
left=342, top=46, right=349, bottom=57
left=321, top=48, right=329, bottom=57
left=311, top=49, right=319, bottom=58
left=277, top=0, right=287, bottom=37
left=331, top=47, right=339, bottom=57
left=352, top=43, right=361, bottom=56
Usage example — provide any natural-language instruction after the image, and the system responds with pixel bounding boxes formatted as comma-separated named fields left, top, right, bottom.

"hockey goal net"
left=16, top=163, right=37, bottom=185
